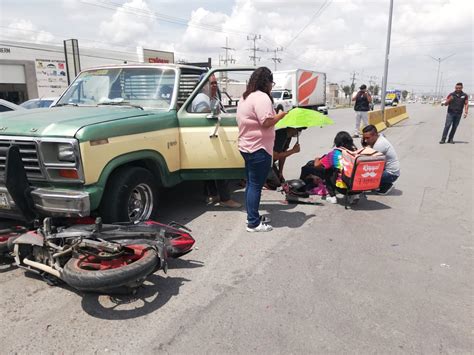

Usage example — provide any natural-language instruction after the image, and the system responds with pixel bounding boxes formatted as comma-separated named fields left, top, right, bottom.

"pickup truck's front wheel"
left=100, top=167, right=158, bottom=223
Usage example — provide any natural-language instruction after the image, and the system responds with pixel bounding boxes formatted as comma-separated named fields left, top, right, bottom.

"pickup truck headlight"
left=57, top=143, right=76, bottom=162
left=38, top=139, right=84, bottom=183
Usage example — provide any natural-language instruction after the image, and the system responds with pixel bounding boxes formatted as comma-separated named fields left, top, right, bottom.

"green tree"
left=343, top=85, right=351, bottom=98
left=402, top=90, right=408, bottom=100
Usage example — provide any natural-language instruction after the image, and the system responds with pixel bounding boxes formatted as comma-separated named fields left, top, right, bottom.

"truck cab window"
left=57, top=68, right=176, bottom=110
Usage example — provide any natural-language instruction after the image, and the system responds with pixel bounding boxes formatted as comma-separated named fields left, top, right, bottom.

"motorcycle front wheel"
left=62, top=244, right=158, bottom=292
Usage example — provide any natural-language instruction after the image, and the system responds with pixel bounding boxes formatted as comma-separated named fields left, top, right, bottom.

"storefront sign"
left=143, top=48, right=174, bottom=64
left=35, top=59, right=69, bottom=97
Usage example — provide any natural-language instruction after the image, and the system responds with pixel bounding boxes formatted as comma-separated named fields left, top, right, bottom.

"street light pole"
left=380, top=0, right=394, bottom=116
left=428, top=54, right=455, bottom=100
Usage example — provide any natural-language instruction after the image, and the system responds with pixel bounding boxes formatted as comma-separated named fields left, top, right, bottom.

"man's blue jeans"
left=441, top=112, right=462, bottom=142
left=240, top=149, right=272, bottom=228
left=380, top=170, right=399, bottom=189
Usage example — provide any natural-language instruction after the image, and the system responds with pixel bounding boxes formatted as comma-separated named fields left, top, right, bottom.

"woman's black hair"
left=333, top=131, right=357, bottom=151
left=242, top=67, right=274, bottom=103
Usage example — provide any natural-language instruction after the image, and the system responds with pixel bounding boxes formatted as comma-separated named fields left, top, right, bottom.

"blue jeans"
left=380, top=170, right=399, bottom=189
left=240, top=149, right=272, bottom=228
left=441, top=112, right=462, bottom=142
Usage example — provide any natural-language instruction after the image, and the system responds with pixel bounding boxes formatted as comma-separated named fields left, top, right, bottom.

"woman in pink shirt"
left=237, top=67, right=286, bottom=232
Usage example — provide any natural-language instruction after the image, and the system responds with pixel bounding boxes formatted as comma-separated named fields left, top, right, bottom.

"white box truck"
left=271, top=69, right=328, bottom=114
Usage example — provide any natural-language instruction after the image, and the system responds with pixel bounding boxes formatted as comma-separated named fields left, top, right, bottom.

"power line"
left=80, top=0, right=253, bottom=37
left=284, top=0, right=333, bottom=50
left=0, top=41, right=141, bottom=63
left=81, top=0, right=473, bottom=56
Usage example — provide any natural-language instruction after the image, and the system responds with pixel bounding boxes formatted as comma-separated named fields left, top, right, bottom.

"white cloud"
left=178, top=8, right=229, bottom=53
left=99, top=0, right=159, bottom=46
left=3, top=19, right=55, bottom=43
left=2, top=0, right=472, bottom=93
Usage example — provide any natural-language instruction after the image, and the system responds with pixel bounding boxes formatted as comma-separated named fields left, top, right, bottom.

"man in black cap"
left=439, top=82, right=469, bottom=144
left=352, top=84, right=372, bottom=137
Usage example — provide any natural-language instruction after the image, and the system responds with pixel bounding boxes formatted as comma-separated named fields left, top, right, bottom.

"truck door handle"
left=209, top=117, right=221, bottom=138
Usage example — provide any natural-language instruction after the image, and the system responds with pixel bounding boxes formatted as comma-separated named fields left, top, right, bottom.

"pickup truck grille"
left=0, top=139, right=44, bottom=180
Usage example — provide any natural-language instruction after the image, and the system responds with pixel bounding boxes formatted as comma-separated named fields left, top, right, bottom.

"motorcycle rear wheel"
left=62, top=244, right=158, bottom=292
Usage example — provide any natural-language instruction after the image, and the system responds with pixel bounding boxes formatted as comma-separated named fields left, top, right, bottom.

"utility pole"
left=428, top=54, right=454, bottom=100
left=221, top=37, right=235, bottom=91
left=247, top=34, right=262, bottom=66
left=368, top=75, right=377, bottom=90
left=439, top=71, right=444, bottom=98
left=350, top=71, right=358, bottom=96
left=221, top=37, right=235, bottom=66
left=380, top=0, right=394, bottom=114
left=267, top=47, right=283, bottom=71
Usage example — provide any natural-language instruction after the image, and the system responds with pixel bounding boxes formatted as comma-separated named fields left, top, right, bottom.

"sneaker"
left=326, top=196, right=337, bottom=204
left=218, top=199, right=242, bottom=208
left=206, top=195, right=219, bottom=204
left=352, top=133, right=360, bottom=138
left=246, top=221, right=273, bottom=232
left=439, top=140, right=445, bottom=144
left=376, top=184, right=394, bottom=195
left=448, top=140, right=455, bottom=144
left=246, top=216, right=271, bottom=225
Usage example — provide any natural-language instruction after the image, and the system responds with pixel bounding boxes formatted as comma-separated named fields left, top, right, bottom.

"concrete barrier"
left=368, top=110, right=387, bottom=132
left=385, top=105, right=409, bottom=126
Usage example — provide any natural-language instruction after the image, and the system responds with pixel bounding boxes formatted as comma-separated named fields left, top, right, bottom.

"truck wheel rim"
left=128, top=183, right=154, bottom=222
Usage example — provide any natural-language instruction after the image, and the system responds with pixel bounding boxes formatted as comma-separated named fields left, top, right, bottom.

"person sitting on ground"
left=265, top=127, right=301, bottom=189
left=361, top=124, right=400, bottom=194
left=300, top=131, right=358, bottom=204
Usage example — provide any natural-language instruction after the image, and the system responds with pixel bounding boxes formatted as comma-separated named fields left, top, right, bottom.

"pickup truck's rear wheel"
left=100, top=167, right=158, bottom=223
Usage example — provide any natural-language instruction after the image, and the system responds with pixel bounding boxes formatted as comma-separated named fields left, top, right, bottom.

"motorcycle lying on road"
left=0, top=146, right=195, bottom=293
left=1, top=218, right=195, bottom=292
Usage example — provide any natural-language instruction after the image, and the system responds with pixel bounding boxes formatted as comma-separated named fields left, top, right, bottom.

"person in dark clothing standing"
left=352, top=84, right=372, bottom=138
left=440, top=82, right=469, bottom=144
left=265, top=127, right=301, bottom=189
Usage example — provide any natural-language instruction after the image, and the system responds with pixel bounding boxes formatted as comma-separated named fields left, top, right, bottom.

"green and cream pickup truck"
left=0, top=64, right=256, bottom=222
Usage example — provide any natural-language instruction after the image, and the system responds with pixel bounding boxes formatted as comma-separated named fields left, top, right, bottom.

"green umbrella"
left=275, top=107, right=334, bottom=129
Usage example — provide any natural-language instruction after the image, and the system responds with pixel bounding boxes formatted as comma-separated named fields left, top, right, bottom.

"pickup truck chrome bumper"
left=0, top=185, right=90, bottom=219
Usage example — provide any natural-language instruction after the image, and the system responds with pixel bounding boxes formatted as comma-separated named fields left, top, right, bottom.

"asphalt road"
left=1, top=104, right=472, bottom=354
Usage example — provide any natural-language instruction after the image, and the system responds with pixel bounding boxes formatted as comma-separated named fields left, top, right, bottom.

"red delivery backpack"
left=338, top=147, right=386, bottom=192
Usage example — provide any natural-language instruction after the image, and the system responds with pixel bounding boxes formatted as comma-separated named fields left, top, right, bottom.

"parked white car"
left=0, top=99, right=25, bottom=112
left=20, top=97, right=59, bottom=109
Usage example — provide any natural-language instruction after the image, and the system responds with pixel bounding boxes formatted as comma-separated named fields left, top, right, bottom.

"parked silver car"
left=20, top=97, right=59, bottom=109
left=0, top=99, right=25, bottom=112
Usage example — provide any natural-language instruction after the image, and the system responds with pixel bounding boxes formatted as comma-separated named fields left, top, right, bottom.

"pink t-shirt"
left=237, top=90, right=276, bottom=155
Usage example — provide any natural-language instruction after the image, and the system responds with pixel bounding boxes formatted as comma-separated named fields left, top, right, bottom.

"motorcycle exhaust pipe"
left=22, top=257, right=61, bottom=278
